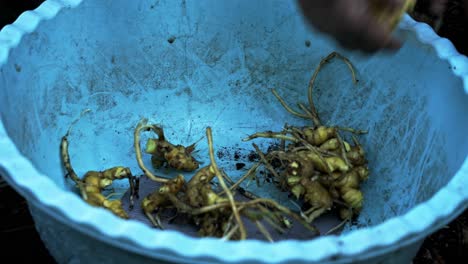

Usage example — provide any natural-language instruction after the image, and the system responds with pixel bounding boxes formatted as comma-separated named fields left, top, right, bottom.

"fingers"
left=335, top=24, right=401, bottom=53
left=296, top=0, right=404, bottom=53
left=360, top=19, right=402, bottom=52
left=335, top=4, right=402, bottom=53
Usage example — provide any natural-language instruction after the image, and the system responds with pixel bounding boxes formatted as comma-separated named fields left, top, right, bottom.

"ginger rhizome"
left=244, top=52, right=370, bottom=226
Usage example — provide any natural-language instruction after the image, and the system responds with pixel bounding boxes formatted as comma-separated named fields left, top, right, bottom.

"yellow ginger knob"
left=369, top=0, right=417, bottom=30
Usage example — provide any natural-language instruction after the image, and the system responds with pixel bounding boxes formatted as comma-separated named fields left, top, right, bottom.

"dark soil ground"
left=1, top=1, right=467, bottom=263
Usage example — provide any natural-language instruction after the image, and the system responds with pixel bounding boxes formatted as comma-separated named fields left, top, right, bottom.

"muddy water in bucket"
left=1, top=0, right=467, bottom=263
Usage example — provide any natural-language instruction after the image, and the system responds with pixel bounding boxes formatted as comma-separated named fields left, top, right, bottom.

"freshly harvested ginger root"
left=138, top=123, right=319, bottom=240
left=245, top=52, right=370, bottom=225
left=59, top=52, right=372, bottom=239
left=60, top=112, right=138, bottom=219
left=133, top=119, right=199, bottom=184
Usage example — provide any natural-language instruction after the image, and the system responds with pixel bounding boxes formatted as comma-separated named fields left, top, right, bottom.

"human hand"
left=296, top=0, right=406, bottom=53
left=296, top=0, right=415, bottom=53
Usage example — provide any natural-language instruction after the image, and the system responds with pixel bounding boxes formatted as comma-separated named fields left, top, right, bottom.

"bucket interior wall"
left=1, top=0, right=467, bottom=232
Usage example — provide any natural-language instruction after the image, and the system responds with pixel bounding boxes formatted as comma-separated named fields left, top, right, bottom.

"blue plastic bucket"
left=1, top=0, right=467, bottom=263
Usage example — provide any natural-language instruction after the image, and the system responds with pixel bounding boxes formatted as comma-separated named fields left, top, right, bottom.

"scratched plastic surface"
left=0, top=0, right=467, bottom=263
